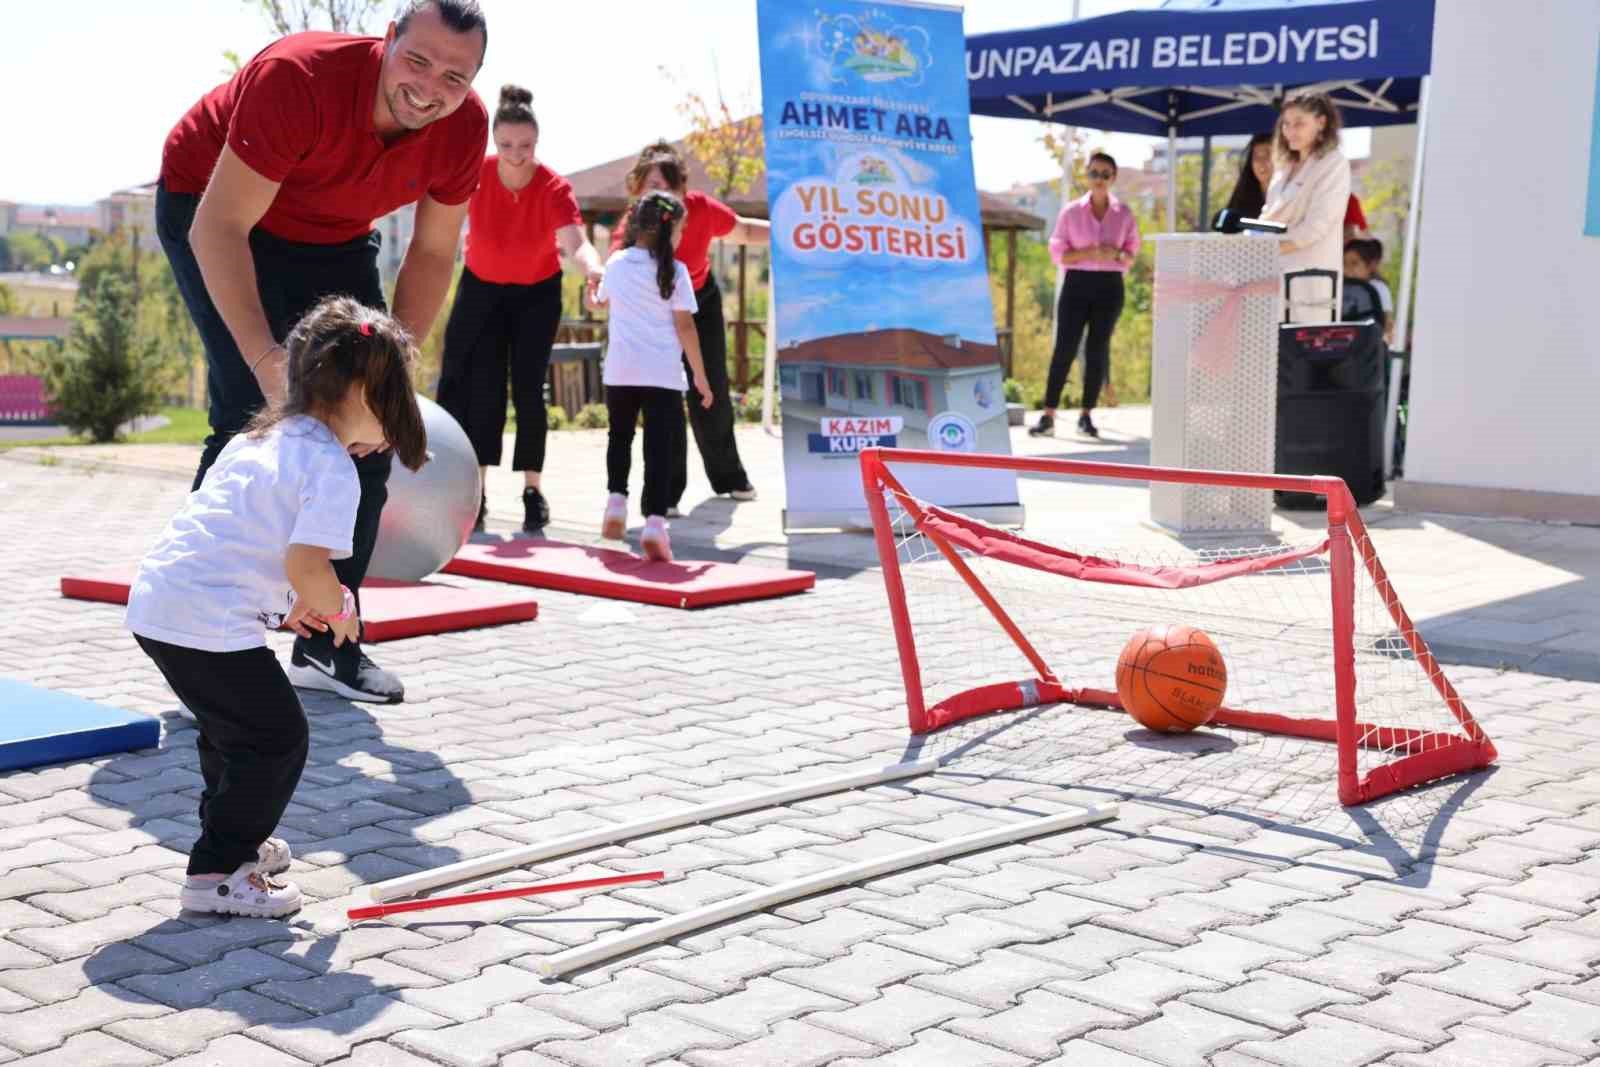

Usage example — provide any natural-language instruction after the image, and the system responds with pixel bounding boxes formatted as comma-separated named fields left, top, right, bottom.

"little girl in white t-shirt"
left=595, top=191, right=714, bottom=561
left=126, top=296, right=427, bottom=918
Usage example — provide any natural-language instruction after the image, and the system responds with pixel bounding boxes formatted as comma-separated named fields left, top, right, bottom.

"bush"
left=547, top=404, right=570, bottom=431
left=1002, top=378, right=1024, bottom=404
left=735, top=389, right=770, bottom=423
left=573, top=402, right=609, bottom=429
left=42, top=272, right=167, bottom=442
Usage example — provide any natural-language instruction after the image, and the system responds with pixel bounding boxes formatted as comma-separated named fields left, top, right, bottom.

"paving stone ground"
left=1, top=440, right=1597, bottom=1066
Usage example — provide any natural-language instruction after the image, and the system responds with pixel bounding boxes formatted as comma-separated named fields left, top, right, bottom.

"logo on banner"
left=927, top=411, right=977, bottom=453
left=808, top=415, right=902, bottom=456
left=820, top=12, right=931, bottom=86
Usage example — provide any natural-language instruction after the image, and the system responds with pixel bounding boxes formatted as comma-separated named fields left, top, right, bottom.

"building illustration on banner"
left=779, top=328, right=1003, bottom=457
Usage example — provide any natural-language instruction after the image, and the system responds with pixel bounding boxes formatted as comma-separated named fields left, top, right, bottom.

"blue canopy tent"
left=966, top=0, right=1436, bottom=358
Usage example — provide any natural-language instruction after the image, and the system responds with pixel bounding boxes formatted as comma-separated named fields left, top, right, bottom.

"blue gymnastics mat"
left=0, top=679, right=161, bottom=773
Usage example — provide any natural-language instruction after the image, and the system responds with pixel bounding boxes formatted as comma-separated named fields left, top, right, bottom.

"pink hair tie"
left=359, top=321, right=373, bottom=337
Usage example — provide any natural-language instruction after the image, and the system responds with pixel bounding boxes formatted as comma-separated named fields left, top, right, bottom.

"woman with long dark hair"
left=611, top=141, right=768, bottom=513
left=437, top=84, right=604, bottom=532
left=1224, top=133, right=1276, bottom=220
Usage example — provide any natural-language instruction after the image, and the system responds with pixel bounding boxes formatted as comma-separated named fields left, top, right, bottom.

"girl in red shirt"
left=610, top=141, right=768, bottom=512
left=437, top=84, right=604, bottom=532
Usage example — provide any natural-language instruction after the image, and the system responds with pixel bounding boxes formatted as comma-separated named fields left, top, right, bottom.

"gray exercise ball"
left=367, top=393, right=482, bottom=581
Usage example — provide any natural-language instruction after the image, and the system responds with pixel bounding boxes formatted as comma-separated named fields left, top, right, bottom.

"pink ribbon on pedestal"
left=1155, top=272, right=1279, bottom=374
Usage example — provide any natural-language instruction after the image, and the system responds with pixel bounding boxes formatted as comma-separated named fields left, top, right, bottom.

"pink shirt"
left=1048, top=192, right=1141, bottom=274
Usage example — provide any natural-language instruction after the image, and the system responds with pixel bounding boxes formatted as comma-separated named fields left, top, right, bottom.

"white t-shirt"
left=126, top=415, right=360, bottom=653
left=1370, top=277, right=1394, bottom=315
left=598, top=246, right=698, bottom=390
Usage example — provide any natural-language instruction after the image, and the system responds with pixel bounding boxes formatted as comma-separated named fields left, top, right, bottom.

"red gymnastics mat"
left=443, top=538, right=815, bottom=609
left=60, top=570, right=538, bottom=642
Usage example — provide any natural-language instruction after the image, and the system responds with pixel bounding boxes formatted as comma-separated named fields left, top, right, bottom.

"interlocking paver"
left=1225, top=1011, right=1427, bottom=1066
left=910, top=945, right=1085, bottom=1010
left=244, top=994, right=449, bottom=1064
left=391, top=1003, right=594, bottom=1067
left=0, top=1031, right=160, bottom=1067
left=836, top=1027, right=1032, bottom=1066
left=679, top=1019, right=875, bottom=1067
left=1401, top=951, right=1579, bottom=1010
left=0, top=984, right=170, bottom=1055
left=1466, top=989, right=1600, bottom=1058
left=154, top=1034, right=308, bottom=1066
left=1388, top=1024, right=1586, bottom=1067
left=1182, top=972, right=1362, bottom=1032
left=667, top=976, right=846, bottom=1040
left=807, top=983, right=988, bottom=1049
left=118, top=947, right=313, bottom=1010
left=946, top=988, right=1131, bottom=1060
left=1085, top=1002, right=1276, bottom=1067
left=104, top=990, right=308, bottom=1058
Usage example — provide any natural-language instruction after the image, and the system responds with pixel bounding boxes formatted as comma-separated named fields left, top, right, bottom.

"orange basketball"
left=1115, top=624, right=1228, bottom=733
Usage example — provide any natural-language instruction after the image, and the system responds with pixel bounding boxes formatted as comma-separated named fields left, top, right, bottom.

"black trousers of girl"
left=668, top=276, right=751, bottom=508
left=1043, top=270, right=1126, bottom=412
left=607, top=385, right=687, bottom=519
left=437, top=268, right=564, bottom=472
left=135, top=637, right=308, bottom=875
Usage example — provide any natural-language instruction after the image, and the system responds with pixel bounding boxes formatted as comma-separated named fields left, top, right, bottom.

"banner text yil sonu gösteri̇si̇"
left=757, top=0, right=1020, bottom=529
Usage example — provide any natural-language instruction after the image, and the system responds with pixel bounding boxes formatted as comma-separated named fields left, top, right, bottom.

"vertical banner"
left=757, top=0, right=1021, bottom=530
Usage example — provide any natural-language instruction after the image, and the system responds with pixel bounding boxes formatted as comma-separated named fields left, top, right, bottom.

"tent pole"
left=1199, top=134, right=1212, bottom=230
left=1048, top=0, right=1084, bottom=362
left=1394, top=76, right=1429, bottom=354
left=1388, top=75, right=1430, bottom=477
left=1166, top=127, right=1178, bottom=231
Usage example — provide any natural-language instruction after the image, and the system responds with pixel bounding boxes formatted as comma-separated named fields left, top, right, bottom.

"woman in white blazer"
left=1260, top=91, right=1351, bottom=323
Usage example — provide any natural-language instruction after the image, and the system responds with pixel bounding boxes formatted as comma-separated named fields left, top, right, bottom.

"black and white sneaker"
left=1077, top=413, right=1100, bottom=438
left=288, top=631, right=404, bottom=704
left=474, top=493, right=488, bottom=532
left=523, top=486, right=550, bottom=532
left=1028, top=413, right=1055, bottom=437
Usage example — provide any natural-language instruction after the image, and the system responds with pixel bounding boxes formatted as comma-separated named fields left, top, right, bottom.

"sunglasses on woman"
left=1087, top=169, right=1115, bottom=180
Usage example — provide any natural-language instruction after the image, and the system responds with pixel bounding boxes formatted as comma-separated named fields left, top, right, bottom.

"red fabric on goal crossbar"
left=918, top=505, right=1329, bottom=590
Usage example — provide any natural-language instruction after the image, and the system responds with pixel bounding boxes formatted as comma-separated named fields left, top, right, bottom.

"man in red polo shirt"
left=154, top=0, right=489, bottom=704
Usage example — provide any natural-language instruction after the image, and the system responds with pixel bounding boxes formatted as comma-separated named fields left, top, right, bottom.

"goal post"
left=859, top=448, right=1496, bottom=809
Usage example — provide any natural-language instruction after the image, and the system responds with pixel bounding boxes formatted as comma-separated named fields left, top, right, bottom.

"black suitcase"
left=1275, top=270, right=1386, bottom=510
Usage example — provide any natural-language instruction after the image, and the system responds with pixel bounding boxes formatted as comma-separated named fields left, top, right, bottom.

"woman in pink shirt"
left=1030, top=152, right=1141, bottom=439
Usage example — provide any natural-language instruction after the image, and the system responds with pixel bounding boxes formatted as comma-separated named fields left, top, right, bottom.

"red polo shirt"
left=464, top=158, right=582, bottom=285
left=609, top=189, right=737, bottom=291
left=161, top=32, right=488, bottom=245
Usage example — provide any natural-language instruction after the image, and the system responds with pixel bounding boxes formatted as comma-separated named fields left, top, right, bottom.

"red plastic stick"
left=347, top=870, right=665, bottom=921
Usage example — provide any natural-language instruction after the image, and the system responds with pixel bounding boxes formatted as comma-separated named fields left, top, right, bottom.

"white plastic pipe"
left=365, top=758, right=941, bottom=902
left=536, top=801, right=1117, bottom=978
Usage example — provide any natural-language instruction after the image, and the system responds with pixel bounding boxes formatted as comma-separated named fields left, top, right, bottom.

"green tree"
left=0, top=235, right=13, bottom=272
left=43, top=271, right=169, bottom=442
left=6, top=231, right=54, bottom=271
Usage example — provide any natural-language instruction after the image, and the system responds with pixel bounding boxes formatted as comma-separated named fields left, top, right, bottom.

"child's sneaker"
left=180, top=861, right=302, bottom=918
left=641, top=517, right=672, bottom=562
left=601, top=494, right=627, bottom=541
left=258, top=836, right=291, bottom=875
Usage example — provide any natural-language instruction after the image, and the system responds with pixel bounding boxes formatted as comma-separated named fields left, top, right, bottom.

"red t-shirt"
left=609, top=189, right=737, bottom=291
left=1344, top=194, right=1368, bottom=233
left=161, top=33, right=488, bottom=245
left=464, top=158, right=583, bottom=285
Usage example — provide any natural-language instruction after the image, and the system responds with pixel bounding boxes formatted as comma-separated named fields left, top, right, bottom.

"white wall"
left=1406, top=0, right=1600, bottom=505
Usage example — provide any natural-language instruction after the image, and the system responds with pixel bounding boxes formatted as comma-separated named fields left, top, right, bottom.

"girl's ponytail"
left=625, top=191, right=684, bottom=301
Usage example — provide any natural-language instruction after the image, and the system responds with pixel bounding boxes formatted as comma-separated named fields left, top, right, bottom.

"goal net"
left=861, top=448, right=1496, bottom=823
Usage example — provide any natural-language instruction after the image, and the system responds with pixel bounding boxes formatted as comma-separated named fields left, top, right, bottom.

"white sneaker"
left=180, top=861, right=302, bottom=918
left=665, top=506, right=684, bottom=519
left=728, top=485, right=758, bottom=502
left=641, top=517, right=673, bottom=562
left=602, top=493, right=628, bottom=541
left=258, top=836, right=291, bottom=875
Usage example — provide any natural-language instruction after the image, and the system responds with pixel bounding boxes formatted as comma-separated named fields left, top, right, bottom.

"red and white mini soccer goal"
left=860, top=448, right=1495, bottom=813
